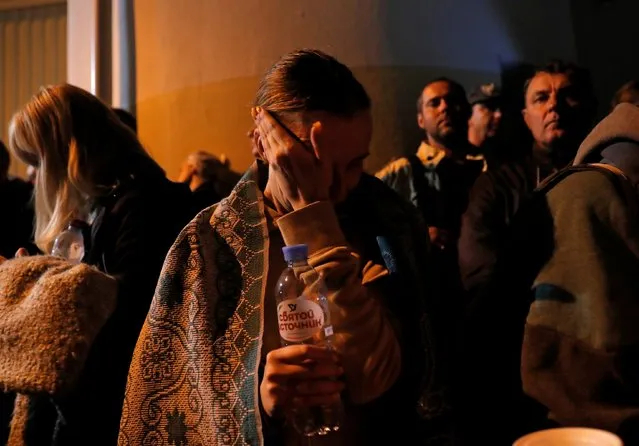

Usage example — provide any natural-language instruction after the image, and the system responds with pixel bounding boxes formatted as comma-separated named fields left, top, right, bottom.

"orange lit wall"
left=134, top=0, right=577, bottom=179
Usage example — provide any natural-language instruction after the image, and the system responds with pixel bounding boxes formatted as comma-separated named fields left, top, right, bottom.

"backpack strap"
left=537, top=162, right=639, bottom=224
left=590, top=163, right=639, bottom=222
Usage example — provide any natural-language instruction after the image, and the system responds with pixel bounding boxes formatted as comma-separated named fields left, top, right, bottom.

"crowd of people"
left=0, top=48, right=638, bottom=445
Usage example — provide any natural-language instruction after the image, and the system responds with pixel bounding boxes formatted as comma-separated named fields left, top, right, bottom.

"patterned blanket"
left=118, top=163, right=451, bottom=445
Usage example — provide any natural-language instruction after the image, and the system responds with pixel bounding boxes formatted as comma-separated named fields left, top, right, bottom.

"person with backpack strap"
left=521, top=102, right=639, bottom=444
left=463, top=103, right=639, bottom=445
left=458, top=61, right=597, bottom=306
left=456, top=62, right=598, bottom=444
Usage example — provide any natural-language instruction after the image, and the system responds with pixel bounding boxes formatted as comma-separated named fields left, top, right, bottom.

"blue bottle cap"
left=282, top=244, right=308, bottom=262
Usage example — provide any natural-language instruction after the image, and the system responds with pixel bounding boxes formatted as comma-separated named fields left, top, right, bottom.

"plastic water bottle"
left=50, top=220, right=86, bottom=263
left=275, top=244, right=343, bottom=436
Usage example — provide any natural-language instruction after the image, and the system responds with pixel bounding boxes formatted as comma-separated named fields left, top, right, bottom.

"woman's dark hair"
left=112, top=108, right=138, bottom=134
left=254, top=49, right=370, bottom=117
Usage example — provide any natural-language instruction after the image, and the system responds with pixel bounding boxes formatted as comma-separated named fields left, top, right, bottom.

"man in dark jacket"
left=462, top=103, right=639, bottom=445
left=455, top=61, right=597, bottom=444
left=458, top=60, right=596, bottom=303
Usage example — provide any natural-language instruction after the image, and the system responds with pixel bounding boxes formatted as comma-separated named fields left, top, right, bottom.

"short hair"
left=523, top=60, right=596, bottom=108
left=112, top=108, right=138, bottom=134
left=611, top=80, right=639, bottom=109
left=254, top=49, right=370, bottom=117
left=0, top=140, right=9, bottom=177
left=416, top=77, right=468, bottom=113
left=188, top=151, right=230, bottom=182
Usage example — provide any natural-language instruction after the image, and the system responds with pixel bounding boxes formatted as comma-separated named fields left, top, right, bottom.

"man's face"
left=418, top=81, right=469, bottom=145
left=523, top=72, right=588, bottom=151
left=469, top=101, right=502, bottom=146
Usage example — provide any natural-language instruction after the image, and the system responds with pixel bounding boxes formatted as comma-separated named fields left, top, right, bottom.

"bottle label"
left=68, top=242, right=85, bottom=262
left=277, top=298, right=325, bottom=342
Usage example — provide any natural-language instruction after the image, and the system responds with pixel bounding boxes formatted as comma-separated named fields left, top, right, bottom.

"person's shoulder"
left=105, top=176, right=194, bottom=236
left=541, top=166, right=639, bottom=232
left=375, top=157, right=411, bottom=180
left=547, top=166, right=626, bottom=203
left=113, top=175, right=188, bottom=206
left=486, top=160, right=527, bottom=181
left=359, top=174, right=420, bottom=216
left=361, top=172, right=404, bottom=195
left=481, top=160, right=532, bottom=192
left=178, top=204, right=218, bottom=240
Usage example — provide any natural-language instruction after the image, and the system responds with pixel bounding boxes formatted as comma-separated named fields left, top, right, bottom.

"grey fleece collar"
left=574, top=103, right=639, bottom=165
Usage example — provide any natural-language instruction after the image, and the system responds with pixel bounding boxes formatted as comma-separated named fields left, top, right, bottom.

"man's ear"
left=522, top=108, right=529, bottom=127
left=417, top=112, right=425, bottom=130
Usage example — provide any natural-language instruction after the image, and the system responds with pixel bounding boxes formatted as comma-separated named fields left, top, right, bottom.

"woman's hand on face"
left=252, top=107, right=333, bottom=212
left=260, top=344, right=344, bottom=419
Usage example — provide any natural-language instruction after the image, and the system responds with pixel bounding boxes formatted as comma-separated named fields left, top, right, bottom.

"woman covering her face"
left=121, top=50, right=453, bottom=445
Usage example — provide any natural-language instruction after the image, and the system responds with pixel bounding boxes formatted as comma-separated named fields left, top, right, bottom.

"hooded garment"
left=521, top=102, right=639, bottom=441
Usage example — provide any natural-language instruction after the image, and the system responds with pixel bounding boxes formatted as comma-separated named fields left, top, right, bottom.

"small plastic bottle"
left=275, top=243, right=343, bottom=436
left=50, top=220, right=86, bottom=264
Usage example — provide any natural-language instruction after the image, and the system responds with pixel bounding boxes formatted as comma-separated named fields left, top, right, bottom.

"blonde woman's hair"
left=9, top=84, right=163, bottom=253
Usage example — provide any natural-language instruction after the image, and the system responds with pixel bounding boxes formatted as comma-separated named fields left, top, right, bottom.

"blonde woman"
left=3, top=84, right=194, bottom=445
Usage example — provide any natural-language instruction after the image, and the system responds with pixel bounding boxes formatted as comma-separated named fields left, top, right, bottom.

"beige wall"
left=0, top=0, right=66, bottom=177
left=135, top=0, right=577, bottom=179
left=67, top=0, right=96, bottom=94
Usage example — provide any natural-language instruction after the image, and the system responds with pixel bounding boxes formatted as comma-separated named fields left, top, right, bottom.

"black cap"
left=468, top=83, right=501, bottom=106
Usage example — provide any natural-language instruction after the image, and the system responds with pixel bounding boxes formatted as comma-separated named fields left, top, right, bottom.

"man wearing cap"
left=468, top=83, right=503, bottom=170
